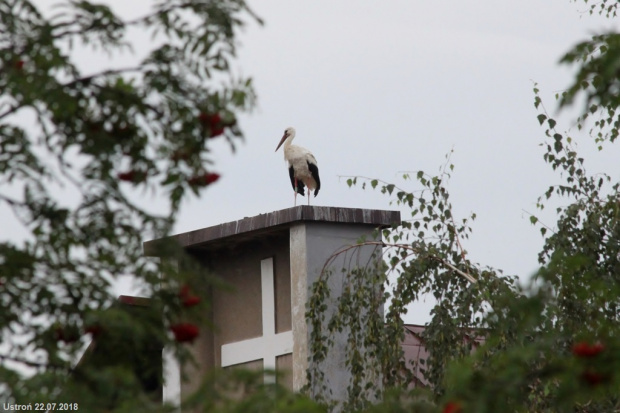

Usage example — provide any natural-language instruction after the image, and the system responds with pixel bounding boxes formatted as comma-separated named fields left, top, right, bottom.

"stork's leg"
left=307, top=190, right=310, bottom=205
left=294, top=178, right=298, bottom=206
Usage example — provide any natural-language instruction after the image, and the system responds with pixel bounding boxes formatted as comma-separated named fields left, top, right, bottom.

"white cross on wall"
left=221, top=257, right=293, bottom=383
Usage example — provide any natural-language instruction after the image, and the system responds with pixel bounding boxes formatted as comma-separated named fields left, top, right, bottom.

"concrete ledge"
left=143, top=206, right=401, bottom=255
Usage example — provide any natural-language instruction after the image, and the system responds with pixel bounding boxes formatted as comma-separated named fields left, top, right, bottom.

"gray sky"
left=200, top=1, right=618, bottom=278
left=3, top=1, right=620, bottom=324
left=205, top=0, right=620, bottom=322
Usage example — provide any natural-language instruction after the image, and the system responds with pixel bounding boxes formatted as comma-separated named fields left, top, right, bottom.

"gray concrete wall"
left=291, top=222, right=384, bottom=407
left=153, top=207, right=400, bottom=408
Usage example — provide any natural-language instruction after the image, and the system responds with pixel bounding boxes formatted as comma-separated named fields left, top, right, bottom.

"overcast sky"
left=214, top=0, right=620, bottom=323
left=201, top=1, right=619, bottom=282
left=4, top=1, right=620, bottom=324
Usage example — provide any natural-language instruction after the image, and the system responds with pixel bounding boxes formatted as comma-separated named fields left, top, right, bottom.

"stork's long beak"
left=275, top=133, right=288, bottom=152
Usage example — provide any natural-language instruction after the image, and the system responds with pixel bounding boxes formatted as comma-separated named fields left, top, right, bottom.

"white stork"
left=275, top=127, right=321, bottom=206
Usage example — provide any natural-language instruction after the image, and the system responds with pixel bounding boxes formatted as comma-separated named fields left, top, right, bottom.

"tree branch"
left=0, top=192, right=24, bottom=207
left=0, top=103, right=22, bottom=121
left=63, top=66, right=143, bottom=88
left=522, top=209, right=556, bottom=235
left=319, top=240, right=477, bottom=285
left=376, top=241, right=478, bottom=284
left=123, top=1, right=218, bottom=26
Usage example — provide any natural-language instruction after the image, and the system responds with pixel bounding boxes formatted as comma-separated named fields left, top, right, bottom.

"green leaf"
left=553, top=133, right=563, bottom=153
left=537, top=114, right=547, bottom=125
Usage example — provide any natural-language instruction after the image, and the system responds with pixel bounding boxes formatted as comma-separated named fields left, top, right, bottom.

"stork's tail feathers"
left=308, top=162, right=320, bottom=197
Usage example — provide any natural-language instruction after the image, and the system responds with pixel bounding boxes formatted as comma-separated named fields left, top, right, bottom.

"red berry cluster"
left=572, top=341, right=610, bottom=387
left=443, top=401, right=462, bottom=413
left=169, top=285, right=202, bottom=343
left=580, top=369, right=609, bottom=386
left=170, top=323, right=200, bottom=343
left=198, top=112, right=232, bottom=138
left=84, top=324, right=103, bottom=339
left=187, top=172, right=220, bottom=187
left=117, top=170, right=146, bottom=183
left=179, top=284, right=201, bottom=307
left=571, top=342, right=605, bottom=358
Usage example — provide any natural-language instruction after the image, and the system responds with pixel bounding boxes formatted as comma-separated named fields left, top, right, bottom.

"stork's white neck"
left=283, top=132, right=295, bottom=150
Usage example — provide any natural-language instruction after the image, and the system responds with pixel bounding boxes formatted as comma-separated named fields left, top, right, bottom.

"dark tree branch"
left=319, top=241, right=478, bottom=285
left=63, top=66, right=143, bottom=88
left=0, top=192, right=23, bottom=206
left=0, top=103, right=22, bottom=121
left=123, top=1, right=213, bottom=26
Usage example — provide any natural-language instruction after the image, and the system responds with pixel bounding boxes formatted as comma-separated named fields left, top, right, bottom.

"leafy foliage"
left=182, top=369, right=326, bottom=413
left=0, top=0, right=260, bottom=410
left=310, top=161, right=521, bottom=411
left=439, top=114, right=620, bottom=409
left=2, top=0, right=620, bottom=412
left=572, top=0, right=619, bottom=17
left=307, top=3, right=620, bottom=411
left=439, top=114, right=620, bottom=410
left=309, top=112, right=620, bottom=411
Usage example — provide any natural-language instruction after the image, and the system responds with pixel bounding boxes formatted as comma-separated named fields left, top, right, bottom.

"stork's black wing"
left=308, top=161, right=320, bottom=196
left=289, top=166, right=305, bottom=195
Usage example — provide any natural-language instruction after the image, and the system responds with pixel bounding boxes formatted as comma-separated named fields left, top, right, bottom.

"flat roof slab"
left=143, top=206, right=400, bottom=254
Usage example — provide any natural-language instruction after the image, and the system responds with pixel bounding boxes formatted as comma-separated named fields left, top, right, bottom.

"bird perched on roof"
left=275, top=127, right=321, bottom=206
